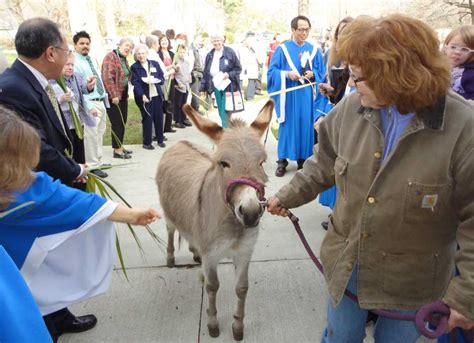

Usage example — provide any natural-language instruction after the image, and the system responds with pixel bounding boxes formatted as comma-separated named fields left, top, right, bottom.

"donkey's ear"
left=250, top=100, right=274, bottom=138
left=183, top=104, right=224, bottom=142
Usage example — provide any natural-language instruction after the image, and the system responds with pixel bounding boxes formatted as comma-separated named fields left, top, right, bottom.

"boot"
left=275, top=159, right=288, bottom=177
left=297, top=159, right=305, bottom=170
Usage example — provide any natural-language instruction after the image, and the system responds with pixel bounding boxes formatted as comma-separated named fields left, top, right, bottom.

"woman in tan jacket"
left=268, top=14, right=474, bottom=342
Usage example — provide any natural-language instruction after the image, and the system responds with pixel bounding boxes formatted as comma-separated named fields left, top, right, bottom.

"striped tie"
left=85, top=55, right=105, bottom=97
left=45, top=84, right=68, bottom=135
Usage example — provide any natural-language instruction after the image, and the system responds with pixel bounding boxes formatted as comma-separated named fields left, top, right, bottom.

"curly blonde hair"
left=336, top=14, right=451, bottom=113
left=0, top=106, right=40, bottom=209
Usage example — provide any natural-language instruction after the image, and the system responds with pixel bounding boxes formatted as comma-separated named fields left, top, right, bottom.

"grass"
left=104, top=99, right=143, bottom=145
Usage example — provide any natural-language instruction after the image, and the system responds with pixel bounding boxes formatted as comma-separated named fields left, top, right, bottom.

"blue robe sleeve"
left=0, top=172, right=107, bottom=268
left=267, top=46, right=286, bottom=119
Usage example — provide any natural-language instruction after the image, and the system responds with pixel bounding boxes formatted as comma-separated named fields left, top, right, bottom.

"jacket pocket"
left=334, top=157, right=348, bottom=201
left=320, top=218, right=349, bottom=280
left=382, top=252, right=437, bottom=300
left=403, top=182, right=452, bottom=224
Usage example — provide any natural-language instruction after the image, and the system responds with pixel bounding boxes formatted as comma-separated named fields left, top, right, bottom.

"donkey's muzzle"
left=239, top=203, right=265, bottom=228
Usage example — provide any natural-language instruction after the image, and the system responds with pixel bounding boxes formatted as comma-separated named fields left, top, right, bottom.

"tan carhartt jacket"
left=276, top=91, right=474, bottom=320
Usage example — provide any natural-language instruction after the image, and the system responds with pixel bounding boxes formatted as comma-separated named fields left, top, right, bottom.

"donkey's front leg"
left=232, top=255, right=251, bottom=341
left=166, top=224, right=175, bottom=267
left=203, top=259, right=220, bottom=337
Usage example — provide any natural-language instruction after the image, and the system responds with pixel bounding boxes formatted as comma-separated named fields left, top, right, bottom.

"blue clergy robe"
left=0, top=172, right=117, bottom=316
left=267, top=40, right=325, bottom=160
left=0, top=245, right=52, bottom=342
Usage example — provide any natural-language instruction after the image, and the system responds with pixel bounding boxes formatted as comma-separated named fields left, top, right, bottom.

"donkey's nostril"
left=239, top=205, right=244, bottom=215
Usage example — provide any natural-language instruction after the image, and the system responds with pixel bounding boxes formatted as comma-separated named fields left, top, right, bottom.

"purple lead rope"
left=225, top=178, right=450, bottom=339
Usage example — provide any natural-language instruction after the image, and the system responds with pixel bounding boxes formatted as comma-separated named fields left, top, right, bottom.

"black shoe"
left=164, top=128, right=176, bottom=133
left=175, top=123, right=186, bottom=129
left=113, top=152, right=131, bottom=159
left=123, top=148, right=133, bottom=154
left=297, top=159, right=305, bottom=170
left=61, top=314, right=97, bottom=333
left=183, top=119, right=192, bottom=127
left=153, top=136, right=158, bottom=141
left=158, top=142, right=166, bottom=148
left=143, top=144, right=155, bottom=150
left=91, top=169, right=108, bottom=178
left=275, top=159, right=288, bottom=177
left=321, top=221, right=329, bottom=230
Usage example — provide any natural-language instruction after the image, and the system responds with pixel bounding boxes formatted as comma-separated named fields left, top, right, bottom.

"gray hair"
left=133, top=44, right=148, bottom=61
left=145, top=35, right=158, bottom=49
left=118, top=36, right=135, bottom=48
left=210, top=33, right=224, bottom=41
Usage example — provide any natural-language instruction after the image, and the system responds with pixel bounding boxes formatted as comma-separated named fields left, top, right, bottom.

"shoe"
left=183, top=119, right=192, bottom=127
left=164, top=128, right=176, bottom=133
left=153, top=136, right=157, bottom=141
left=143, top=144, right=155, bottom=150
left=113, top=152, right=131, bottom=159
left=297, top=159, right=305, bottom=170
left=91, top=169, right=108, bottom=178
left=321, top=221, right=329, bottom=230
left=123, top=148, right=133, bottom=154
left=175, top=123, right=186, bottom=129
left=275, top=159, right=288, bottom=177
left=158, top=142, right=166, bottom=148
left=61, top=314, right=97, bottom=333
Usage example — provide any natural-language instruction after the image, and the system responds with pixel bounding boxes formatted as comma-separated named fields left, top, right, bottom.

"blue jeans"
left=321, top=268, right=420, bottom=343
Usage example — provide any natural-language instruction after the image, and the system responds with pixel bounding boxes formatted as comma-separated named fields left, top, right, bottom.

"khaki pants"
left=84, top=100, right=107, bottom=169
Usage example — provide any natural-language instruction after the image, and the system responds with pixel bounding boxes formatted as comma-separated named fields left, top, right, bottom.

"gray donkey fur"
left=156, top=101, right=274, bottom=341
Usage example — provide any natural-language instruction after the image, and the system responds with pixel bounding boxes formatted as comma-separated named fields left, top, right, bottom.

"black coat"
left=201, top=46, right=242, bottom=94
left=0, top=59, right=80, bottom=183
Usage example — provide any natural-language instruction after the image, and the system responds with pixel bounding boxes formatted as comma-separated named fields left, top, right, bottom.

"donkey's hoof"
left=232, top=327, right=244, bottom=341
left=167, top=257, right=175, bottom=268
left=208, top=325, right=220, bottom=338
left=193, top=255, right=202, bottom=264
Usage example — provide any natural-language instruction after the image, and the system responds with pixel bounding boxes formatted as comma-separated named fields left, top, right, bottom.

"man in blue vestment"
left=268, top=15, right=325, bottom=177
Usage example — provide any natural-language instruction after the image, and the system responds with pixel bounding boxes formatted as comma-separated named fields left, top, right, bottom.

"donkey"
left=156, top=100, right=273, bottom=341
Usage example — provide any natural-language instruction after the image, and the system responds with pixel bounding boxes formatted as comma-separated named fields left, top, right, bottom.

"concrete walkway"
left=62, top=101, right=432, bottom=343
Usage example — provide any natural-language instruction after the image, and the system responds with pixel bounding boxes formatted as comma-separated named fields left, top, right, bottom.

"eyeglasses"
left=54, top=46, right=74, bottom=54
left=348, top=69, right=367, bottom=84
left=445, top=44, right=474, bottom=55
left=296, top=28, right=310, bottom=33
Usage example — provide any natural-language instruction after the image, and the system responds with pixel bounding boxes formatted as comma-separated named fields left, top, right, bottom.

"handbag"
left=225, top=90, right=244, bottom=112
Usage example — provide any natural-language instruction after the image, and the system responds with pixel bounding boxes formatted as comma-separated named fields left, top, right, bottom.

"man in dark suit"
left=0, top=17, right=96, bottom=342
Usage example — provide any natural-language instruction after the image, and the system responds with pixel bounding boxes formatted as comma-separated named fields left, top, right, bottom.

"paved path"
left=62, top=102, right=432, bottom=343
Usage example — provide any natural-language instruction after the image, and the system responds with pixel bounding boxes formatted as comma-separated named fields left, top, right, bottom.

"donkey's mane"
left=180, top=140, right=213, bottom=161
left=228, top=118, right=247, bottom=129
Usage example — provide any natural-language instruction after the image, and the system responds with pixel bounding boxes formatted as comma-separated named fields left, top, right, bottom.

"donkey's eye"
left=219, top=161, right=230, bottom=168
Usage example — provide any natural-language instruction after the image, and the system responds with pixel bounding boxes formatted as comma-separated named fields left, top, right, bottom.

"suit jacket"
left=0, top=59, right=81, bottom=183
left=130, top=59, right=164, bottom=106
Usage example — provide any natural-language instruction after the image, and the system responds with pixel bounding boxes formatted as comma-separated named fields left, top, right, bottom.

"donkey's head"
left=183, top=101, right=274, bottom=228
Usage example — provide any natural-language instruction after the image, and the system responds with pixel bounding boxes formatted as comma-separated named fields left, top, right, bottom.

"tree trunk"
left=298, top=0, right=309, bottom=16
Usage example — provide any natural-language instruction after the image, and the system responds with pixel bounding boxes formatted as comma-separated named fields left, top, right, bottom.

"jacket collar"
left=357, top=95, right=446, bottom=131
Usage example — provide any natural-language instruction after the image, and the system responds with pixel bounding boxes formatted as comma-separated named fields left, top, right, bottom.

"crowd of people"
left=0, top=11, right=473, bottom=343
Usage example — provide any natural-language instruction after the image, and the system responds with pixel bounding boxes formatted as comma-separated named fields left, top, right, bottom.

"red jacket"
left=101, top=50, right=130, bottom=100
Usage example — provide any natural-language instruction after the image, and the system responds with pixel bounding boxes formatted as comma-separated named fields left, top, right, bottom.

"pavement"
left=62, top=100, right=432, bottom=343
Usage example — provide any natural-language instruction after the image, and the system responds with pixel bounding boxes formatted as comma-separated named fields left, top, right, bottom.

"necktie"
left=45, top=84, right=68, bottom=136
left=85, top=55, right=105, bottom=97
